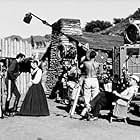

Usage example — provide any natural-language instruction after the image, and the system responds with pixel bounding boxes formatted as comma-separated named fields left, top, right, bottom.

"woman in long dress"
left=18, top=60, right=50, bottom=116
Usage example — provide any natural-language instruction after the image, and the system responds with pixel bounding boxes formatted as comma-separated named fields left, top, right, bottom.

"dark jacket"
left=6, top=59, right=20, bottom=81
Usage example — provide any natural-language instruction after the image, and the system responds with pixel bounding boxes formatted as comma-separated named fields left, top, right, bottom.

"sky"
left=0, top=0, right=140, bottom=38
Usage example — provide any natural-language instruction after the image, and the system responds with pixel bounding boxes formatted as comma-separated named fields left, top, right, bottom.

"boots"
left=3, top=101, right=10, bottom=116
left=9, top=99, right=18, bottom=113
left=5, top=101, right=10, bottom=112
left=0, top=106, right=4, bottom=119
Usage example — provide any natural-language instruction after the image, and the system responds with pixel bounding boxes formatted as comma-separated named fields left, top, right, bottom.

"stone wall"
left=45, top=18, right=82, bottom=96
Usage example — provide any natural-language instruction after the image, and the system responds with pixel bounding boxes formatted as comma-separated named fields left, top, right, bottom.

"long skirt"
left=18, top=83, right=50, bottom=116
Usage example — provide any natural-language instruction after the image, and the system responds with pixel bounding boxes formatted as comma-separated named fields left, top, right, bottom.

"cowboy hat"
left=129, top=75, right=140, bottom=83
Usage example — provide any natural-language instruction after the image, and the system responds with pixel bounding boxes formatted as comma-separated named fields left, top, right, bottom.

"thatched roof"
left=69, top=32, right=124, bottom=51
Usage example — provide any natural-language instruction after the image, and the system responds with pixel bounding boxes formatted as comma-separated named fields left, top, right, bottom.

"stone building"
left=42, top=18, right=123, bottom=96
left=44, top=18, right=85, bottom=96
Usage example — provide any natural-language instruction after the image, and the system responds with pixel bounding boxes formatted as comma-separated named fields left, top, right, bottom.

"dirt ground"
left=0, top=99, right=140, bottom=140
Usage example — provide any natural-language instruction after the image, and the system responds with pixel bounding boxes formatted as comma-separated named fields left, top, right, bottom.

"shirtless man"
left=80, top=50, right=100, bottom=118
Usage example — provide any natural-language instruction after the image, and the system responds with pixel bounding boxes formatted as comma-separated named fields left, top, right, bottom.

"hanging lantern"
left=23, top=13, right=32, bottom=24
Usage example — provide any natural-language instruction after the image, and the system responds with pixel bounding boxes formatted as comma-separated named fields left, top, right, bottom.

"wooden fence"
left=0, top=38, right=32, bottom=104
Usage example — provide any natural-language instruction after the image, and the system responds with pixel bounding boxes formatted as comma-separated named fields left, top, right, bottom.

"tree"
left=85, top=20, right=112, bottom=33
left=131, top=8, right=140, bottom=19
left=113, top=18, right=124, bottom=24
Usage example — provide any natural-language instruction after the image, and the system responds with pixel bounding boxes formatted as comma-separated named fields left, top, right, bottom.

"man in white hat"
left=113, top=75, right=139, bottom=99
left=129, top=75, right=140, bottom=83
left=88, top=75, right=139, bottom=121
left=110, top=74, right=140, bottom=122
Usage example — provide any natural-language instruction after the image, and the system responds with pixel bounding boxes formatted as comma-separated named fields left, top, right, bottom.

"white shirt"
left=120, top=85, right=139, bottom=100
left=104, top=82, right=112, bottom=92
left=31, top=68, right=42, bottom=84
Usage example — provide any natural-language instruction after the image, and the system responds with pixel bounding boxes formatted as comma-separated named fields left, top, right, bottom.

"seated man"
left=111, top=75, right=139, bottom=123
left=89, top=75, right=139, bottom=121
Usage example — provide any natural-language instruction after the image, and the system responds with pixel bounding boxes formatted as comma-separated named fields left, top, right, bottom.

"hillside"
left=100, top=8, right=140, bottom=36
left=70, top=32, right=123, bottom=51
left=5, top=34, right=51, bottom=48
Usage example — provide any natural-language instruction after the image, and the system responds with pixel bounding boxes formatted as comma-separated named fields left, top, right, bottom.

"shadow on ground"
left=56, top=105, right=70, bottom=113
left=127, top=119, right=140, bottom=127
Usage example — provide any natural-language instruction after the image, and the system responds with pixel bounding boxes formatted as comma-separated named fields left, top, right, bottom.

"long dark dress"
left=18, top=69, right=50, bottom=116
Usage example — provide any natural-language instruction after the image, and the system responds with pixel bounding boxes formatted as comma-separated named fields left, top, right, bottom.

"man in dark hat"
left=4, top=53, right=25, bottom=116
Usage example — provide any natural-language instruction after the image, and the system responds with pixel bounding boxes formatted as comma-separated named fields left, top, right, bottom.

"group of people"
left=49, top=49, right=140, bottom=123
left=3, top=53, right=49, bottom=118
left=1, top=51, right=140, bottom=124
left=75, top=50, right=139, bottom=122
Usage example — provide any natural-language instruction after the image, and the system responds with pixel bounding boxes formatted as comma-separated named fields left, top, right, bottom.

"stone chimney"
left=45, top=18, right=82, bottom=96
